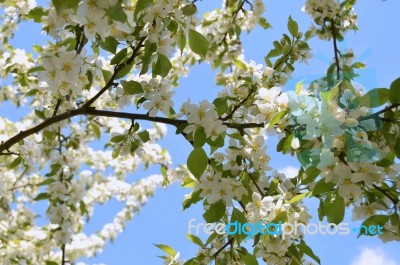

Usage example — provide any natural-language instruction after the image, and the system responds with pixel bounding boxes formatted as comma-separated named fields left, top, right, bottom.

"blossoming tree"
left=0, top=0, right=399, bottom=264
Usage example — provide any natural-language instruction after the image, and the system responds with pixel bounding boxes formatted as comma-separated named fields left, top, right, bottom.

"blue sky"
left=2, top=0, right=400, bottom=264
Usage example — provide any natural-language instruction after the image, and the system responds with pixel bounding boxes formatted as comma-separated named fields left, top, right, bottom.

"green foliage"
left=121, top=80, right=144, bottom=95
left=187, top=147, right=208, bottom=179
left=389, top=77, right=400, bottom=104
left=52, top=0, right=79, bottom=15
left=203, top=200, right=225, bottom=222
left=153, top=54, right=172, bottom=78
left=189, top=29, right=209, bottom=58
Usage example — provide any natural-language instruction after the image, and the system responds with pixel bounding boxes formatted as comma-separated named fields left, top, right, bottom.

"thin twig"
left=248, top=172, right=265, bottom=197
left=0, top=108, right=264, bottom=153
left=61, top=244, right=66, bottom=265
left=212, top=238, right=235, bottom=258
left=359, top=103, right=400, bottom=121
left=372, top=184, right=399, bottom=205
left=331, top=20, right=341, bottom=81
left=82, top=37, right=146, bottom=109
left=219, top=0, right=248, bottom=44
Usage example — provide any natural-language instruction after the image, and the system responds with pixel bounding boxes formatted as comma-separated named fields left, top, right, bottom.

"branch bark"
left=0, top=108, right=264, bottom=153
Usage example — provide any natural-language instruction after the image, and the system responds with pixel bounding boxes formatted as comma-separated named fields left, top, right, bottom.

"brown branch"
left=81, top=37, right=146, bottom=109
left=76, top=31, right=87, bottom=55
left=221, top=88, right=255, bottom=121
left=372, top=184, right=399, bottom=205
left=219, top=0, right=248, bottom=44
left=52, top=99, right=62, bottom=117
left=0, top=108, right=264, bottom=153
left=61, top=244, right=66, bottom=265
left=331, top=21, right=341, bottom=81
left=212, top=237, right=235, bottom=258
left=0, top=151, right=19, bottom=156
left=359, top=103, right=400, bottom=121
left=248, top=172, right=265, bottom=197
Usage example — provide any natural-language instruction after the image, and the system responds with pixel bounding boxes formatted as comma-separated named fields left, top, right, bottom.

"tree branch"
left=221, top=87, right=255, bottom=121
left=0, top=108, right=264, bottom=153
left=212, top=237, right=235, bottom=258
left=372, top=184, right=399, bottom=205
left=331, top=21, right=341, bottom=81
left=81, top=37, right=146, bottom=109
left=61, top=244, right=66, bottom=265
left=219, top=0, right=248, bottom=44
left=359, top=103, right=400, bottom=121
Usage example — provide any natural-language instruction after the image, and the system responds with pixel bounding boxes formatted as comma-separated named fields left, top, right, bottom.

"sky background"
left=2, top=0, right=400, bottom=264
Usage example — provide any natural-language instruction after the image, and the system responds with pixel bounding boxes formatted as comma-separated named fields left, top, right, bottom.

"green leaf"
left=181, top=176, right=196, bottom=188
left=110, top=48, right=127, bottom=65
left=153, top=54, right=172, bottom=78
left=360, top=215, right=389, bottom=234
left=320, top=81, right=341, bottom=102
left=187, top=147, right=208, bottom=179
left=390, top=213, right=399, bottom=226
left=395, top=141, right=400, bottom=159
left=213, top=97, right=228, bottom=116
left=283, top=134, right=294, bottom=154
left=37, top=178, right=55, bottom=186
left=154, top=244, right=176, bottom=256
left=289, top=192, right=311, bottom=204
left=297, top=240, right=321, bottom=264
left=115, top=62, right=134, bottom=79
left=186, top=234, right=203, bottom=247
left=110, top=135, right=125, bottom=143
left=183, top=258, right=199, bottom=265
left=35, top=109, right=46, bottom=120
left=46, top=261, right=58, bottom=265
left=288, top=16, right=299, bottom=37
left=138, top=130, right=150, bottom=142
left=107, top=4, right=127, bottom=22
left=258, top=17, right=271, bottom=30
left=238, top=247, right=259, bottom=265
left=266, top=49, right=282, bottom=58
left=233, top=58, right=248, bottom=70
left=188, top=29, right=209, bottom=58
left=134, top=0, right=153, bottom=19
left=301, top=166, right=321, bottom=185
left=167, top=19, right=178, bottom=33
left=121, top=80, right=144, bottom=95
left=203, top=200, right=225, bottom=222
left=206, top=134, right=224, bottom=148
left=325, top=192, right=345, bottom=224
left=177, top=29, right=186, bottom=55
left=193, top=127, right=206, bottom=147
left=182, top=189, right=202, bottom=210
left=359, top=88, right=389, bottom=108
left=33, top=192, right=49, bottom=201
left=27, top=66, right=45, bottom=74
left=351, top=62, right=366, bottom=69
left=268, top=110, right=288, bottom=128
left=27, top=7, right=47, bottom=23
left=181, top=4, right=197, bottom=16
left=272, top=211, right=288, bottom=223
left=52, top=0, right=79, bottom=15
left=90, top=122, right=101, bottom=139
left=102, top=69, right=113, bottom=83
left=100, top=37, right=119, bottom=54
left=9, top=156, right=22, bottom=169
left=389, top=77, right=400, bottom=104
left=312, top=178, right=335, bottom=196
left=46, top=164, right=62, bottom=177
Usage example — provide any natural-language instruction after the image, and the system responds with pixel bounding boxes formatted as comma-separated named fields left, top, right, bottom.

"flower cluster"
left=303, top=0, right=357, bottom=40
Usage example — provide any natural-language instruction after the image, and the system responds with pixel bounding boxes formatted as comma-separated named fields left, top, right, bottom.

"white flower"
left=245, top=192, right=274, bottom=222
left=291, top=137, right=300, bottom=149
